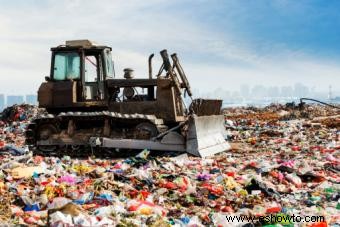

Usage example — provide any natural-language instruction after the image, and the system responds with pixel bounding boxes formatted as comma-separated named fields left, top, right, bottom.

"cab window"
left=104, top=49, right=114, bottom=78
left=85, top=55, right=98, bottom=82
left=53, top=52, right=80, bottom=80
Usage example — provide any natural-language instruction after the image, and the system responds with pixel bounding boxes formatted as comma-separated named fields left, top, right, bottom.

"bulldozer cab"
left=51, top=40, right=114, bottom=101
left=39, top=40, right=113, bottom=110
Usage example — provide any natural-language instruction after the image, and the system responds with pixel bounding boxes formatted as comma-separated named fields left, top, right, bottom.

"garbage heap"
left=0, top=104, right=339, bottom=226
left=0, top=104, right=43, bottom=155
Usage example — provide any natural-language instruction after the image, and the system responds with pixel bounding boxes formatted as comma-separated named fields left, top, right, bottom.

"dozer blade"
left=186, top=115, right=230, bottom=157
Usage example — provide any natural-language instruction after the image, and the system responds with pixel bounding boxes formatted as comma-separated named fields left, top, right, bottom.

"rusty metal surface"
left=190, top=99, right=222, bottom=116
left=38, top=82, right=53, bottom=107
left=38, top=81, right=77, bottom=108
left=34, top=42, right=226, bottom=157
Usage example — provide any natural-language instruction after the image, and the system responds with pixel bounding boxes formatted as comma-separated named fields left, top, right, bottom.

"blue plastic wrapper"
left=73, top=192, right=94, bottom=205
left=180, top=217, right=190, bottom=224
left=97, top=193, right=113, bottom=202
left=24, top=203, right=40, bottom=212
left=4, top=144, right=27, bottom=155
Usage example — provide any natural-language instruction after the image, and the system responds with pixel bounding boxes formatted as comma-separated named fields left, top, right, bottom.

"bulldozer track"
left=36, top=111, right=164, bottom=125
left=26, top=111, right=168, bottom=155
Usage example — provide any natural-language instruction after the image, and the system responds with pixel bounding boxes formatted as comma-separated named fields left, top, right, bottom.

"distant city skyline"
left=1, top=83, right=339, bottom=103
left=195, top=83, right=339, bottom=104
left=0, top=83, right=338, bottom=111
left=0, top=94, right=37, bottom=110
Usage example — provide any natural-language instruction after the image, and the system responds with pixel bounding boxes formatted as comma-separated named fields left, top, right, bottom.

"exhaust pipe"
left=160, top=49, right=172, bottom=72
left=148, top=54, right=154, bottom=79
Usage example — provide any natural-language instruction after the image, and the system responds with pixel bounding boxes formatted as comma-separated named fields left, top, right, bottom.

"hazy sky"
left=0, top=0, right=339, bottom=95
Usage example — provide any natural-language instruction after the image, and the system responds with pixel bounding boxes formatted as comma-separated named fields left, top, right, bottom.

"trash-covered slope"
left=0, top=104, right=339, bottom=226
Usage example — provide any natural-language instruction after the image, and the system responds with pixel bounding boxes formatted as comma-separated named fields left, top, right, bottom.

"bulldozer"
left=26, top=40, right=230, bottom=157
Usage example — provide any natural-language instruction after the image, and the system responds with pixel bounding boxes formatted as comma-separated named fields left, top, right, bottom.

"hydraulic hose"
left=300, top=98, right=340, bottom=110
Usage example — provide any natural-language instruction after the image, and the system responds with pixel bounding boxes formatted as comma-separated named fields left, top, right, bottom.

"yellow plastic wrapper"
left=224, top=176, right=239, bottom=190
left=73, top=164, right=92, bottom=174
left=139, top=207, right=153, bottom=215
left=44, top=185, right=56, bottom=200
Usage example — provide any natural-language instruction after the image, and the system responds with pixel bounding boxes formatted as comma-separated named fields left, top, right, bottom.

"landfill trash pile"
left=0, top=104, right=44, bottom=156
left=0, top=104, right=339, bottom=226
left=224, top=103, right=340, bottom=123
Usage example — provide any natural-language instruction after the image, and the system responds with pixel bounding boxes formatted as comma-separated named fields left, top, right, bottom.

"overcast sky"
left=0, top=0, right=339, bottom=95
